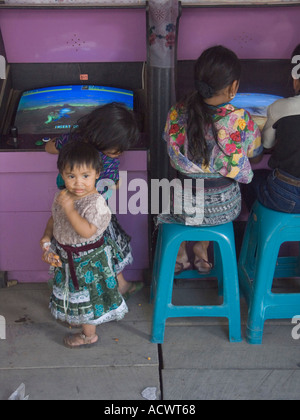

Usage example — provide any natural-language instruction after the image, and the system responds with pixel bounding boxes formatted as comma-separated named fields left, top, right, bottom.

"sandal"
left=63, top=332, right=98, bottom=349
left=194, top=257, right=213, bottom=274
left=175, top=261, right=192, bottom=275
left=123, top=281, right=144, bottom=301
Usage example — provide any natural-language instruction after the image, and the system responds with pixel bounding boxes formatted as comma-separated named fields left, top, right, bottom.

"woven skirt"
left=157, top=177, right=241, bottom=226
left=104, top=214, right=133, bottom=274
left=50, top=239, right=128, bottom=326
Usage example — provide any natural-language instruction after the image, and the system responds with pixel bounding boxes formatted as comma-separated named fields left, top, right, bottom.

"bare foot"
left=175, top=241, right=191, bottom=273
left=193, top=241, right=212, bottom=272
left=117, top=272, right=132, bottom=295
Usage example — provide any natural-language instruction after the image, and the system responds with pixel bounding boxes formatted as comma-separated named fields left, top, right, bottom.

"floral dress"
left=50, top=192, right=128, bottom=326
left=158, top=102, right=262, bottom=226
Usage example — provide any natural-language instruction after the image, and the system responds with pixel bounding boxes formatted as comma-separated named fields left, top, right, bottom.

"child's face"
left=61, top=164, right=100, bottom=198
left=103, top=148, right=123, bottom=159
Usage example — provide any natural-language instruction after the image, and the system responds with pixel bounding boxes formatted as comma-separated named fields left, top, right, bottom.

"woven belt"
left=178, top=173, right=234, bottom=189
left=275, top=169, right=300, bottom=187
left=58, top=237, right=104, bottom=290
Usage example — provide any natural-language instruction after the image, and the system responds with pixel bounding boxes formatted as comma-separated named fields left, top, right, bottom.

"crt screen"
left=14, top=85, right=134, bottom=135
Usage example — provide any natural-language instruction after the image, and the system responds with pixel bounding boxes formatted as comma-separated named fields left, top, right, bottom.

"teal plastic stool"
left=150, top=222, right=242, bottom=343
left=238, top=201, right=300, bottom=344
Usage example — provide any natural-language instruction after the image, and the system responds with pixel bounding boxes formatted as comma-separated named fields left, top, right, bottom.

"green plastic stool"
left=238, top=201, right=300, bottom=344
left=150, top=222, right=242, bottom=343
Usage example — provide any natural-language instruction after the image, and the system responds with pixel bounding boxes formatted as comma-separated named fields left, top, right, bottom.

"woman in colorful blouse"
left=159, top=45, right=262, bottom=274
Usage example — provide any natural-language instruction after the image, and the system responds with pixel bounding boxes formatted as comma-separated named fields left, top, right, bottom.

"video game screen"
left=13, top=85, right=134, bottom=135
left=230, top=92, right=283, bottom=130
left=231, top=92, right=282, bottom=116
left=230, top=93, right=282, bottom=131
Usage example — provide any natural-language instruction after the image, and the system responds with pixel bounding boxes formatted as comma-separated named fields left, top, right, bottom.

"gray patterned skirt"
left=104, top=214, right=133, bottom=274
left=157, top=175, right=241, bottom=226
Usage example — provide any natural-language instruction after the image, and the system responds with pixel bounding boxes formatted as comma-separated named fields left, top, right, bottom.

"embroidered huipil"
left=165, top=102, right=262, bottom=182
left=159, top=102, right=262, bottom=226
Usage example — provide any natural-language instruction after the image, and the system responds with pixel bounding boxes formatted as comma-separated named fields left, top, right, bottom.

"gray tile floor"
left=0, top=280, right=300, bottom=400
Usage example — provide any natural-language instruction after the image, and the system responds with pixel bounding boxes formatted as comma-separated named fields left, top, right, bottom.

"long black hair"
left=186, top=45, right=241, bottom=165
left=70, top=102, right=140, bottom=153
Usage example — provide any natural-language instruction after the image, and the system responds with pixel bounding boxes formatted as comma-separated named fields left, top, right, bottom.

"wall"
left=178, top=6, right=300, bottom=60
left=0, top=9, right=146, bottom=63
left=0, top=6, right=299, bottom=65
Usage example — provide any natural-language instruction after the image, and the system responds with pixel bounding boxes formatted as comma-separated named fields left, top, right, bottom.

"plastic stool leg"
left=245, top=223, right=280, bottom=344
left=218, top=233, right=242, bottom=342
left=150, top=225, right=181, bottom=343
left=213, top=242, right=224, bottom=297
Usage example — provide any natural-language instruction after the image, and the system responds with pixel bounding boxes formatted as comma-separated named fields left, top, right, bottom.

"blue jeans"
left=243, top=169, right=300, bottom=213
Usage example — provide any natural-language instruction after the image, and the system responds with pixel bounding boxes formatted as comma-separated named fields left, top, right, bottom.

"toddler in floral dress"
left=40, top=141, right=128, bottom=348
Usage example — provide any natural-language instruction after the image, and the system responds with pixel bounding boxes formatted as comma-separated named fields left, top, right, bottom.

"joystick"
left=35, top=137, right=50, bottom=146
left=35, top=140, right=44, bottom=146
left=8, top=126, right=18, bottom=148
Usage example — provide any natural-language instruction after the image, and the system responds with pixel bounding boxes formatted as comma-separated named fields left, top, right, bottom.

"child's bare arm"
left=40, top=216, right=62, bottom=267
left=45, top=138, right=59, bottom=154
left=40, top=216, right=54, bottom=248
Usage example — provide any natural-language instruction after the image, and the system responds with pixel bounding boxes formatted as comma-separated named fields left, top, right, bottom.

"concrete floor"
left=1, top=280, right=300, bottom=400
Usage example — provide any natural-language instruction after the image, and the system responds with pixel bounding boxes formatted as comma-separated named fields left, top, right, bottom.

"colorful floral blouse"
left=164, top=102, right=262, bottom=184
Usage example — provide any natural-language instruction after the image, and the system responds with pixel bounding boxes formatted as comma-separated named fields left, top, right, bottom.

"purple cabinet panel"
left=178, top=6, right=300, bottom=60
left=0, top=6, right=299, bottom=64
left=0, top=9, right=146, bottom=63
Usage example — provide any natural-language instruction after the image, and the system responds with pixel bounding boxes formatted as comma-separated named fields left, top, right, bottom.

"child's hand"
left=41, top=242, right=62, bottom=268
left=56, top=189, right=74, bottom=213
left=42, top=250, right=62, bottom=268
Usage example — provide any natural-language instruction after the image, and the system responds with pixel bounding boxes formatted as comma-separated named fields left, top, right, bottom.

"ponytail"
left=186, top=91, right=216, bottom=166
left=186, top=45, right=241, bottom=166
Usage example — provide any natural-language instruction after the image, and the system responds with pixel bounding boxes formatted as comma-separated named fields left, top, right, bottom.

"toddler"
left=41, top=141, right=128, bottom=348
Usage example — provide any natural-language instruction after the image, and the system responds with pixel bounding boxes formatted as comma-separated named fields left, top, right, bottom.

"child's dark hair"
left=57, top=140, right=102, bottom=174
left=186, top=45, right=241, bottom=165
left=71, top=102, right=140, bottom=153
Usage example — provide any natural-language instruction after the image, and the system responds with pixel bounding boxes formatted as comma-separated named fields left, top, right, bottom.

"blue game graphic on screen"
left=14, top=85, right=134, bottom=135
left=230, top=93, right=282, bottom=116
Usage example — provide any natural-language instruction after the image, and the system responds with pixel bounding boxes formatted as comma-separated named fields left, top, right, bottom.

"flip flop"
left=123, top=281, right=144, bottom=301
left=194, top=257, right=213, bottom=274
left=175, top=261, right=192, bottom=275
